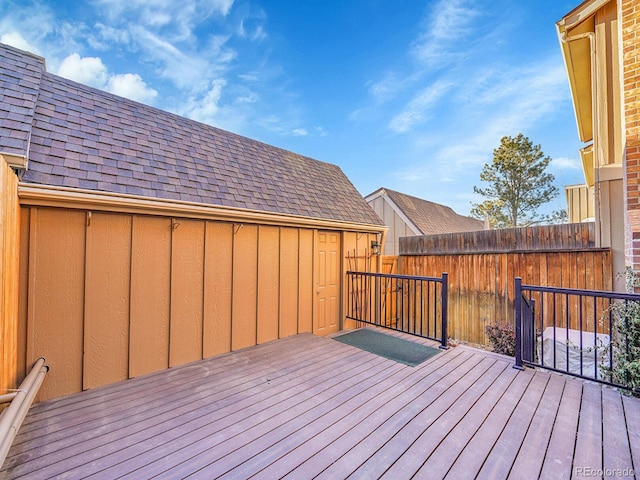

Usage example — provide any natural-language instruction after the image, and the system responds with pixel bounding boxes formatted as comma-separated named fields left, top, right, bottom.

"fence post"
left=514, top=277, right=524, bottom=370
left=440, top=272, right=448, bottom=349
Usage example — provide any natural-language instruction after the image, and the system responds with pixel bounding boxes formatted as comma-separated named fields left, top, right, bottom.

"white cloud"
left=551, top=156, right=581, bottom=170
left=411, top=0, right=480, bottom=68
left=0, top=4, right=57, bottom=56
left=56, top=53, right=158, bottom=104
left=57, top=53, right=108, bottom=88
left=127, top=26, right=235, bottom=93
left=107, top=73, right=158, bottom=104
left=388, top=80, right=452, bottom=133
left=235, top=91, right=259, bottom=104
left=239, top=17, right=267, bottom=42
left=94, top=0, right=235, bottom=29
left=314, top=126, right=328, bottom=137
left=292, top=128, right=308, bottom=136
left=181, top=78, right=227, bottom=124
left=88, top=23, right=131, bottom=50
left=367, top=72, right=402, bottom=103
left=0, top=31, right=38, bottom=54
left=389, top=53, right=574, bottom=189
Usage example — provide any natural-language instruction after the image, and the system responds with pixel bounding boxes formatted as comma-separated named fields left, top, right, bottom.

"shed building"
left=0, top=43, right=385, bottom=401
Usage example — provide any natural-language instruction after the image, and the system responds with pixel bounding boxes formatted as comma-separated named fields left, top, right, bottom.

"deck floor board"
left=2, top=329, right=638, bottom=480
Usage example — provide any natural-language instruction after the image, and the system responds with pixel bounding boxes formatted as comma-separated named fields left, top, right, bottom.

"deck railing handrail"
left=346, top=271, right=448, bottom=348
left=518, top=283, right=640, bottom=301
left=0, top=357, right=49, bottom=468
left=346, top=271, right=445, bottom=282
left=514, top=277, right=640, bottom=392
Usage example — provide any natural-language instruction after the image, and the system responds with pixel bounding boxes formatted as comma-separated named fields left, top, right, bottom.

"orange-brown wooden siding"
left=170, top=219, right=205, bottom=366
left=83, top=212, right=132, bottom=389
left=1, top=160, right=20, bottom=397
left=18, top=206, right=363, bottom=401
left=399, top=250, right=612, bottom=345
left=27, top=209, right=86, bottom=399
left=203, top=222, right=233, bottom=358
left=257, top=225, right=280, bottom=344
left=129, top=216, right=171, bottom=377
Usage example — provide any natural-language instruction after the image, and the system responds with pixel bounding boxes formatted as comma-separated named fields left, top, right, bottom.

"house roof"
left=556, top=2, right=600, bottom=144
left=366, top=187, right=483, bottom=235
left=0, top=43, right=383, bottom=227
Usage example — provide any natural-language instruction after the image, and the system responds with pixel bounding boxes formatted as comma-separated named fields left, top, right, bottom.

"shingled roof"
left=367, top=187, right=483, bottom=235
left=0, top=43, right=383, bottom=227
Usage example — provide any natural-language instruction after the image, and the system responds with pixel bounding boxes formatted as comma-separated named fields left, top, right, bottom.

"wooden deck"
left=2, top=328, right=639, bottom=479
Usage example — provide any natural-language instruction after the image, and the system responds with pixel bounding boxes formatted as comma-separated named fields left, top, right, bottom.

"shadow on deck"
left=2, top=328, right=639, bottom=479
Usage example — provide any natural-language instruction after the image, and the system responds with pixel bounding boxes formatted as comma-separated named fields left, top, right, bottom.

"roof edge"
left=557, top=0, right=612, bottom=30
left=18, top=184, right=389, bottom=233
left=1, top=152, right=28, bottom=170
left=372, top=189, right=423, bottom=235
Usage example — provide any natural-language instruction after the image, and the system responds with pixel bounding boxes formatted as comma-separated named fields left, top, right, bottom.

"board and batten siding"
left=367, top=195, right=416, bottom=256
left=1, top=159, right=20, bottom=398
left=18, top=206, right=331, bottom=401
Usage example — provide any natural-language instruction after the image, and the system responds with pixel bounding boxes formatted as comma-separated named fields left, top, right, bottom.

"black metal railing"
left=514, top=277, right=640, bottom=392
left=346, top=271, right=448, bottom=348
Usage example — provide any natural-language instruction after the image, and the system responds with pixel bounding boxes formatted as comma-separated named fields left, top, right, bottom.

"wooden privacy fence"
left=398, top=223, right=612, bottom=345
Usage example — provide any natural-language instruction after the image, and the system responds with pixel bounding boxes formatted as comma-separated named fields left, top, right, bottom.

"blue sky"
left=0, top=0, right=585, bottom=217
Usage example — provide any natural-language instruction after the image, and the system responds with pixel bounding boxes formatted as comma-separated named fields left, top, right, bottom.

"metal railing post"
left=514, top=277, right=524, bottom=370
left=440, top=272, right=448, bottom=349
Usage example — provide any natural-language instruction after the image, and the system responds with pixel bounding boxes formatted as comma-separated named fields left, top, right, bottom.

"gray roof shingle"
left=0, top=44, right=45, bottom=159
left=1, top=43, right=383, bottom=227
left=369, top=187, right=483, bottom=235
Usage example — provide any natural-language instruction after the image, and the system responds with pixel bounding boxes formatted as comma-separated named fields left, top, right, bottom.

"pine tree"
left=471, top=134, right=559, bottom=228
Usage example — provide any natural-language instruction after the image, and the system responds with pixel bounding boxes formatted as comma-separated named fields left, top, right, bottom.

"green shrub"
left=602, top=267, right=640, bottom=395
left=485, top=322, right=515, bottom=357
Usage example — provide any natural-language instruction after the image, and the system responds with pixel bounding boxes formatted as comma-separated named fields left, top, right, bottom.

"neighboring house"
left=365, top=188, right=484, bottom=255
left=0, top=43, right=386, bottom=401
left=565, top=183, right=595, bottom=223
left=556, top=0, right=638, bottom=291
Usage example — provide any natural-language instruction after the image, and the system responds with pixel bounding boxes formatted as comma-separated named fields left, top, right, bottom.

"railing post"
left=514, top=277, right=524, bottom=370
left=440, top=272, right=448, bottom=349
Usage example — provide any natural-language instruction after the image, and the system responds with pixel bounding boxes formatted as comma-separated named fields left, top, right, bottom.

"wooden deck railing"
left=346, top=271, right=448, bottom=348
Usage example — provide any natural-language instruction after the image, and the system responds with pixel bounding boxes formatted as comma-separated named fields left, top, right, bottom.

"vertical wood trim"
left=17, top=207, right=30, bottom=384
left=26, top=208, right=37, bottom=369
left=201, top=222, right=207, bottom=358
left=1, top=162, right=19, bottom=394
left=128, top=217, right=133, bottom=380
